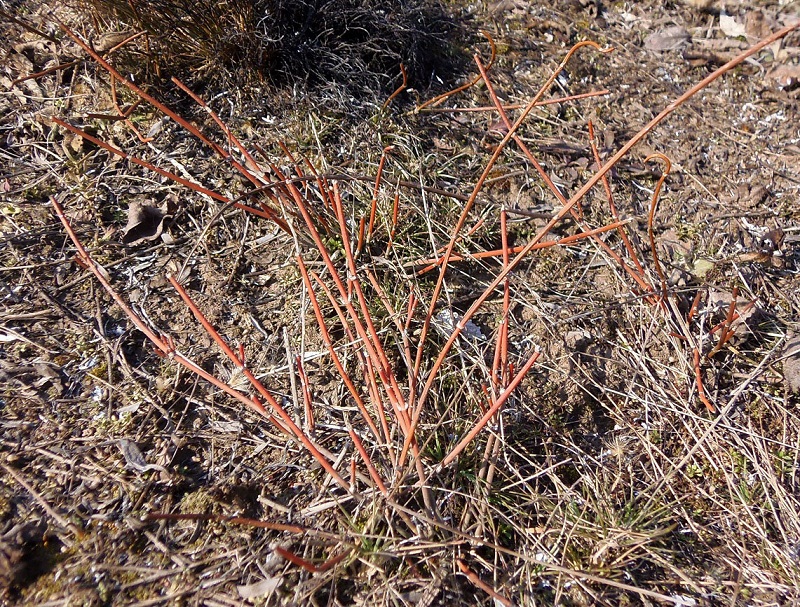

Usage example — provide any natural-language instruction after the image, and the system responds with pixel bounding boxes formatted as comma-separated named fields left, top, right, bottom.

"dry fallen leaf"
left=644, top=26, right=690, bottom=52
left=487, top=120, right=509, bottom=136
left=767, top=64, right=800, bottom=90
left=94, top=31, right=135, bottom=53
left=32, top=361, right=62, bottom=392
left=720, top=14, right=747, bottom=39
left=783, top=334, right=800, bottom=394
left=760, top=227, right=785, bottom=255
left=118, top=439, right=167, bottom=474
left=122, top=200, right=172, bottom=245
left=237, top=576, right=282, bottom=599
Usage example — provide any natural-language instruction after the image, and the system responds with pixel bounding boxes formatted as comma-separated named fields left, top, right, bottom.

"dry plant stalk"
left=50, top=19, right=799, bottom=596
left=456, top=558, right=512, bottom=607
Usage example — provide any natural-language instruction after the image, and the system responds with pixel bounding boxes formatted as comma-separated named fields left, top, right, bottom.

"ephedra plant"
left=48, top=18, right=799, bottom=604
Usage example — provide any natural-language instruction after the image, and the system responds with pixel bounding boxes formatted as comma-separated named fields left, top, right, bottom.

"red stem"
left=168, top=276, right=352, bottom=492
left=441, top=351, right=540, bottom=468
left=415, top=23, right=798, bottom=418
left=297, top=257, right=383, bottom=443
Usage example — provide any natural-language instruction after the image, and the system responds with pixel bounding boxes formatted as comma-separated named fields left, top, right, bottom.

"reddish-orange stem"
left=274, top=547, right=346, bottom=574
left=171, top=77, right=267, bottom=181
left=330, top=185, right=410, bottom=430
left=168, top=276, right=351, bottom=492
left=295, top=355, right=315, bottom=434
left=12, top=59, right=79, bottom=87
left=414, top=220, right=629, bottom=273
left=326, top=185, right=432, bottom=509
left=297, top=258, right=383, bottom=443
left=309, top=269, right=393, bottom=456
left=348, top=425, right=389, bottom=496
left=51, top=118, right=275, bottom=220
left=693, top=348, right=716, bottom=413
left=687, top=291, right=703, bottom=324
left=290, top=181, right=403, bottom=420
left=58, top=22, right=227, bottom=157
left=364, top=270, right=415, bottom=394
left=475, top=54, right=653, bottom=299
left=415, top=24, right=799, bottom=420
left=51, top=197, right=284, bottom=425
left=410, top=41, right=609, bottom=423
left=707, top=286, right=744, bottom=358
left=275, top=546, right=315, bottom=571
left=456, top=560, right=513, bottom=607
left=110, top=75, right=152, bottom=143
left=441, top=351, right=540, bottom=468
left=589, top=120, right=648, bottom=281
left=368, top=146, right=393, bottom=240
left=383, top=63, right=407, bottom=108
left=645, top=153, right=672, bottom=298
left=491, top=209, right=511, bottom=389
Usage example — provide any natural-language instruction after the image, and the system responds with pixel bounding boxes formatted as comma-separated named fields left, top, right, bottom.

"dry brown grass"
left=80, top=0, right=459, bottom=95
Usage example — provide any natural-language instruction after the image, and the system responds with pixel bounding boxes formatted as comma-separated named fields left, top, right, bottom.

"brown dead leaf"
left=32, top=361, right=62, bottom=392
left=94, top=31, right=135, bottom=53
left=645, top=26, right=690, bottom=52
left=782, top=334, right=800, bottom=394
left=118, top=439, right=167, bottom=474
left=487, top=120, right=509, bottom=136
left=760, top=228, right=785, bottom=255
left=9, top=49, right=34, bottom=74
left=767, top=64, right=800, bottom=90
left=122, top=200, right=172, bottom=245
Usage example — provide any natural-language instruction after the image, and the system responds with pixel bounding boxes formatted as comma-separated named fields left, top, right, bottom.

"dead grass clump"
left=82, top=0, right=458, bottom=93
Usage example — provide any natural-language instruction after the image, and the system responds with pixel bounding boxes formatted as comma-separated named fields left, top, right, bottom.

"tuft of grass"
left=83, top=0, right=460, bottom=93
